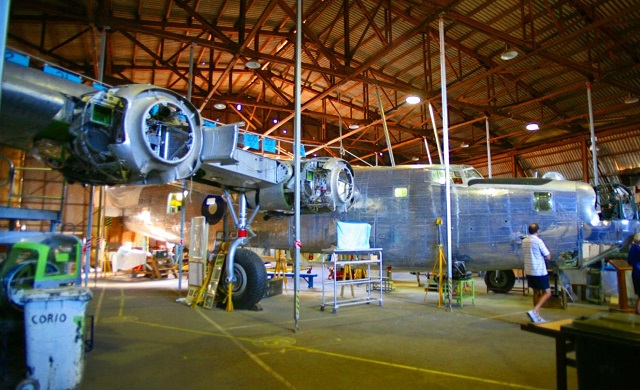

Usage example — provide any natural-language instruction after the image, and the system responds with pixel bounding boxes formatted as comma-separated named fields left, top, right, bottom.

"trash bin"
left=561, top=312, right=640, bottom=389
left=22, top=287, right=92, bottom=390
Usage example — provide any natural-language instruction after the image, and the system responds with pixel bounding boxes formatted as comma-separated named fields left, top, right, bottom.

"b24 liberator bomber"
left=107, top=162, right=640, bottom=294
left=2, top=52, right=639, bottom=308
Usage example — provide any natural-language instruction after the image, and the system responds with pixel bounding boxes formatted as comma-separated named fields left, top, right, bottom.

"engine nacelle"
left=47, top=85, right=203, bottom=185
left=300, top=157, right=355, bottom=212
left=249, top=157, right=355, bottom=213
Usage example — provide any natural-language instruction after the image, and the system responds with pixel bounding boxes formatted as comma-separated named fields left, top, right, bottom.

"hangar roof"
left=5, top=0, right=640, bottom=183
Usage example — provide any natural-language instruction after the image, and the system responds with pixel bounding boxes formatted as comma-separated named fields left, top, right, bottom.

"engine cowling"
left=300, top=157, right=355, bottom=213
left=56, top=85, right=203, bottom=185
left=1, top=62, right=203, bottom=185
left=248, top=157, right=355, bottom=213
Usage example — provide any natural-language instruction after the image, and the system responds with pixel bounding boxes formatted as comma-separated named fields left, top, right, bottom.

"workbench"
left=520, top=319, right=576, bottom=390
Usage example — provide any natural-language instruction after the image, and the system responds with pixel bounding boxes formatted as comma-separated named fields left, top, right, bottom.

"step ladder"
left=189, top=251, right=226, bottom=309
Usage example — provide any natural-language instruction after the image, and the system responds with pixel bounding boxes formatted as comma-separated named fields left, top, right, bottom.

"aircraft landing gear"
left=216, top=248, right=266, bottom=310
left=484, top=270, right=516, bottom=293
left=218, top=191, right=267, bottom=310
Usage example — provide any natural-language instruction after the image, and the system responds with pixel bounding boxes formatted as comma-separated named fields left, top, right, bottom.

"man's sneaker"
left=527, top=310, right=537, bottom=322
left=536, top=315, right=546, bottom=323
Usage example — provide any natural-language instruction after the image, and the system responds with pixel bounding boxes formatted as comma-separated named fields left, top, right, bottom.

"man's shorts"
left=526, top=274, right=550, bottom=291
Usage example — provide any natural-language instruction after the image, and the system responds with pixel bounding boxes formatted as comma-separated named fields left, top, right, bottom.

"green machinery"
left=0, top=232, right=82, bottom=310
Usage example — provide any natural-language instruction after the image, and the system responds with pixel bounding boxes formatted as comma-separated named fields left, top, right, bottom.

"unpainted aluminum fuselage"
left=245, top=165, right=640, bottom=271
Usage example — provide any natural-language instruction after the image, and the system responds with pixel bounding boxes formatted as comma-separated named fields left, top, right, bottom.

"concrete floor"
left=4, top=272, right=610, bottom=390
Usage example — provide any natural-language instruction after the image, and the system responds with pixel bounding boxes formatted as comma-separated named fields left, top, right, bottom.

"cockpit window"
left=534, top=192, right=553, bottom=212
left=429, top=169, right=446, bottom=184
left=463, top=168, right=483, bottom=180
left=428, top=169, right=465, bottom=185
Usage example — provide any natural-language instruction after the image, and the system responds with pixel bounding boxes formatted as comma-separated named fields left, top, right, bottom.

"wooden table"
left=520, top=319, right=576, bottom=390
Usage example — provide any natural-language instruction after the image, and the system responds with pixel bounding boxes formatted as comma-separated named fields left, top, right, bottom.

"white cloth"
left=112, top=248, right=148, bottom=270
left=104, top=186, right=144, bottom=217
left=523, top=235, right=550, bottom=276
left=336, top=222, right=371, bottom=249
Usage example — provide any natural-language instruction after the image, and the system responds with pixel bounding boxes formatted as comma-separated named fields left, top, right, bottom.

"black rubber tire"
left=217, top=249, right=267, bottom=310
left=484, top=270, right=516, bottom=293
left=201, top=195, right=227, bottom=225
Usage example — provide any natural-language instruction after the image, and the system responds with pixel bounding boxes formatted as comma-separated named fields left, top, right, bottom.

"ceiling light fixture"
left=460, top=142, right=469, bottom=148
left=525, top=122, right=540, bottom=131
left=348, top=123, right=360, bottom=130
left=624, top=94, right=639, bottom=104
left=213, top=103, right=226, bottom=110
left=245, top=59, right=261, bottom=69
left=405, top=95, right=421, bottom=105
left=236, top=104, right=242, bottom=111
left=500, top=45, right=518, bottom=61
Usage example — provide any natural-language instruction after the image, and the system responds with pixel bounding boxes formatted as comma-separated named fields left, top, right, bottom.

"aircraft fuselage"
left=246, top=165, right=639, bottom=271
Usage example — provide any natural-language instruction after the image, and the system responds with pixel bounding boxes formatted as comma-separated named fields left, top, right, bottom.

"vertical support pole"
left=375, top=85, right=395, bottom=166
left=95, top=28, right=107, bottom=286
left=428, top=103, right=443, bottom=164
left=423, top=137, right=433, bottom=165
left=176, top=180, right=187, bottom=296
left=485, top=117, right=492, bottom=178
left=94, top=187, right=104, bottom=285
left=292, top=0, right=303, bottom=333
left=586, top=82, right=598, bottom=186
left=0, top=0, right=9, bottom=111
left=178, top=44, right=195, bottom=296
left=338, top=93, right=344, bottom=157
left=187, top=43, right=195, bottom=101
left=438, top=13, right=453, bottom=310
left=98, top=28, right=107, bottom=83
left=83, top=187, right=95, bottom=286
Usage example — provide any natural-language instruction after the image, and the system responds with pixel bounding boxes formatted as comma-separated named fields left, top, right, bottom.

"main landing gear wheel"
left=217, top=249, right=267, bottom=310
left=484, top=270, right=516, bottom=293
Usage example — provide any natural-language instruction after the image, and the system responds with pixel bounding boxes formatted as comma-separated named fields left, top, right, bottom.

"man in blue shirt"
left=523, top=223, right=551, bottom=323
left=627, top=233, right=640, bottom=315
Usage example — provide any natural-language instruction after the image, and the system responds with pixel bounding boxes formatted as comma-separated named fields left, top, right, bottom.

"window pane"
left=534, top=192, right=553, bottom=212
left=394, top=187, right=408, bottom=198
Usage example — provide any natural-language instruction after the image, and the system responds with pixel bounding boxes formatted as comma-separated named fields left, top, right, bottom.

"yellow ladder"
left=101, top=250, right=112, bottom=278
left=274, top=250, right=288, bottom=291
left=191, top=249, right=226, bottom=309
left=340, top=261, right=355, bottom=298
